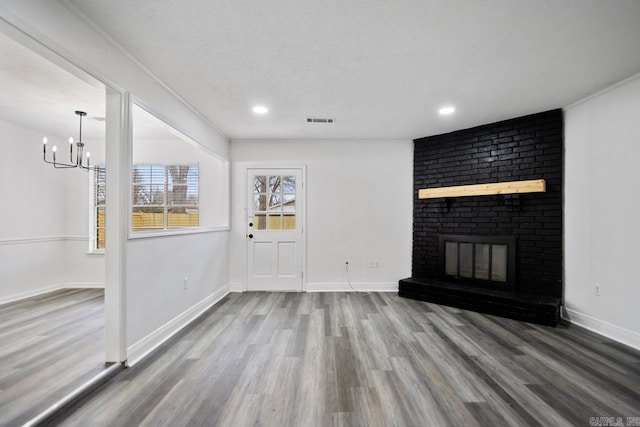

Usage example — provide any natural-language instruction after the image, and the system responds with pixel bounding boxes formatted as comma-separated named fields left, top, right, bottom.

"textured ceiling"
left=30, top=1, right=640, bottom=139
left=0, top=31, right=184, bottom=144
left=0, top=31, right=105, bottom=141
left=66, top=0, right=640, bottom=140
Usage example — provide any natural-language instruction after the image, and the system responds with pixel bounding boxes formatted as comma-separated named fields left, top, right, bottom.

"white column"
left=105, top=89, right=130, bottom=362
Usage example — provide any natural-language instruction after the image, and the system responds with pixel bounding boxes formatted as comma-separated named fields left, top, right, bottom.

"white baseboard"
left=229, top=282, right=243, bottom=292
left=127, top=284, right=230, bottom=366
left=63, top=283, right=105, bottom=289
left=305, top=282, right=398, bottom=292
left=0, top=284, right=63, bottom=306
left=563, top=308, right=640, bottom=352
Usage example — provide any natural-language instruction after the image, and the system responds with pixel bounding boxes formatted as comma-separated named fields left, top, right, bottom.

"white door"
left=247, top=168, right=304, bottom=291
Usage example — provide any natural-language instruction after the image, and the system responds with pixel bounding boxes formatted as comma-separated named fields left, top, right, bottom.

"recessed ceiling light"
left=439, top=106, right=456, bottom=115
left=252, top=106, right=268, bottom=114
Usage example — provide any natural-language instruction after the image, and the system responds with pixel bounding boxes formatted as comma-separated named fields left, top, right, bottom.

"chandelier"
left=42, top=110, right=98, bottom=171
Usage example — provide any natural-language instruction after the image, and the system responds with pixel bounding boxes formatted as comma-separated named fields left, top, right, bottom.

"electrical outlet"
left=594, top=283, right=601, bottom=296
left=184, top=277, right=188, bottom=290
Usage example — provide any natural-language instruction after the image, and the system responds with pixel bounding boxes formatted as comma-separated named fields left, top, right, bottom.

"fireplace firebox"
left=439, top=235, right=516, bottom=290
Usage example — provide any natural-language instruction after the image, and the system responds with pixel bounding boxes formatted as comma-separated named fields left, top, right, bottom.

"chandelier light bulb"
left=68, top=137, right=74, bottom=144
left=86, top=152, right=91, bottom=158
left=52, top=146, right=58, bottom=153
left=42, top=137, right=48, bottom=145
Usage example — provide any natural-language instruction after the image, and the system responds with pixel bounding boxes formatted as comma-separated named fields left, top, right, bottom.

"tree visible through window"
left=93, top=164, right=199, bottom=248
left=132, top=164, right=199, bottom=230
left=253, top=175, right=296, bottom=230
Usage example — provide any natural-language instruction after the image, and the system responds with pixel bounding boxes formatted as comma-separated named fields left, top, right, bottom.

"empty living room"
left=1, top=1, right=639, bottom=426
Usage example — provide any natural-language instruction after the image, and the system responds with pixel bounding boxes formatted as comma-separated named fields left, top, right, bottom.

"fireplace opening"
left=439, top=235, right=516, bottom=289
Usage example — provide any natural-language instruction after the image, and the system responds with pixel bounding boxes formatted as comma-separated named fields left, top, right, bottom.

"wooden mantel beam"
left=418, top=179, right=546, bottom=199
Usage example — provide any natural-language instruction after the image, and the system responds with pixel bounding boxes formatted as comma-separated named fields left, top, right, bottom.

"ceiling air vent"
left=306, top=118, right=334, bottom=123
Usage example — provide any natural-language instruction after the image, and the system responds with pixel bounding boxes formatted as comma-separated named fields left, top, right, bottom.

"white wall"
left=1, top=1, right=231, bottom=363
left=230, top=139, right=413, bottom=291
left=565, top=73, right=640, bottom=350
left=0, top=118, right=106, bottom=304
left=133, top=138, right=229, bottom=229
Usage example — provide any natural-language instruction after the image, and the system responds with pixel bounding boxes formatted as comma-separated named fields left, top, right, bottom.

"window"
left=92, top=163, right=199, bottom=246
left=132, top=164, right=199, bottom=231
left=93, top=165, right=106, bottom=250
left=253, top=175, right=296, bottom=231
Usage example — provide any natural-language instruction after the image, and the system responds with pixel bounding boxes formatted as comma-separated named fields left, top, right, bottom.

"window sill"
left=128, top=226, right=230, bottom=240
left=86, top=249, right=105, bottom=256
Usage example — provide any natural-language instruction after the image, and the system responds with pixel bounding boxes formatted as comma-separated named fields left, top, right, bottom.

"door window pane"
left=282, top=176, right=296, bottom=192
left=268, top=215, right=283, bottom=230
left=283, top=215, right=296, bottom=230
left=254, top=194, right=266, bottom=212
left=268, top=176, right=280, bottom=194
left=268, top=193, right=282, bottom=210
left=254, top=214, right=267, bottom=230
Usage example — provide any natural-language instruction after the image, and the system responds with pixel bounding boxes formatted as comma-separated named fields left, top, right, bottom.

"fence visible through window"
left=253, top=175, right=296, bottom=231
left=93, top=163, right=199, bottom=248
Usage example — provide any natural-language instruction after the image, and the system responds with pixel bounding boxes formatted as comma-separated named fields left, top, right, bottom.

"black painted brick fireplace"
left=399, top=109, right=563, bottom=325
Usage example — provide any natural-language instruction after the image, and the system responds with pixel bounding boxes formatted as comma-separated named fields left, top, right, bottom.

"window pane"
left=283, top=215, right=296, bottom=230
left=254, top=214, right=267, bottom=230
left=445, top=242, right=457, bottom=276
left=474, top=243, right=490, bottom=280
left=96, top=206, right=106, bottom=250
left=96, top=228, right=106, bottom=250
left=254, top=194, right=267, bottom=211
left=282, top=194, right=296, bottom=213
left=459, top=243, right=473, bottom=278
left=491, top=245, right=508, bottom=282
left=268, top=193, right=281, bottom=210
left=268, top=215, right=282, bottom=230
left=268, top=176, right=281, bottom=195
left=132, top=165, right=164, bottom=206
left=282, top=176, right=296, bottom=193
left=254, top=176, right=266, bottom=195
left=167, top=165, right=198, bottom=207
left=95, top=166, right=106, bottom=206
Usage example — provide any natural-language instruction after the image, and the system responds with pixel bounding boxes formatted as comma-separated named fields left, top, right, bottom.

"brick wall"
left=412, top=109, right=563, bottom=297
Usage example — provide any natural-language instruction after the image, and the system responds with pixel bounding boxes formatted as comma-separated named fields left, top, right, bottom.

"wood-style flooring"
left=0, top=288, right=106, bottom=427
left=52, top=292, right=640, bottom=426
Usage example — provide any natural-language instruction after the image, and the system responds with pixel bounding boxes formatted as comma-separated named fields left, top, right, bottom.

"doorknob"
left=248, top=234, right=254, bottom=239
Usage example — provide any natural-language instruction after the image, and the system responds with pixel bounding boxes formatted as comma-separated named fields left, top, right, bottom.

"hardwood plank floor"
left=0, top=289, right=106, bottom=427
left=52, top=292, right=640, bottom=426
